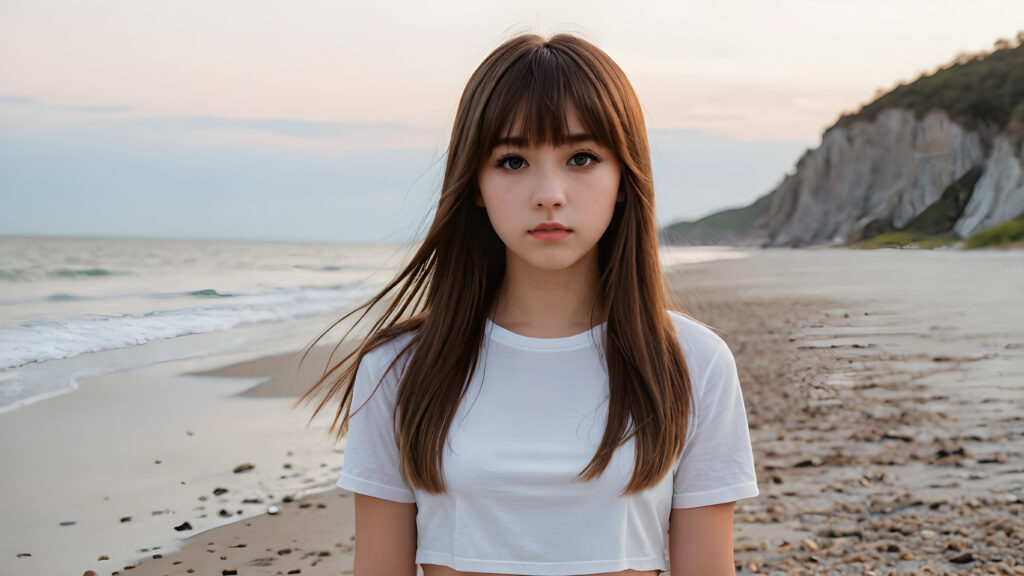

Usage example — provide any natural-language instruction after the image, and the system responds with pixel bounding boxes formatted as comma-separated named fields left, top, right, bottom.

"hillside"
left=662, top=34, right=1024, bottom=248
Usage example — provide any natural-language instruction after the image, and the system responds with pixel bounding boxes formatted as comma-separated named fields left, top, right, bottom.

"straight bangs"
left=476, top=45, right=620, bottom=161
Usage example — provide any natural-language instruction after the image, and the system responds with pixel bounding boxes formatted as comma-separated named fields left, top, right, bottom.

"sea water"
left=0, top=235, right=749, bottom=412
left=0, top=236, right=416, bottom=411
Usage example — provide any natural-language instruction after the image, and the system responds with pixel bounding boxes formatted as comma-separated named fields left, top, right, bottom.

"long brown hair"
left=297, top=32, right=693, bottom=496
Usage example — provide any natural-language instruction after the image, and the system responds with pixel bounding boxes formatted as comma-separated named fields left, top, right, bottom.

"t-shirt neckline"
left=484, top=317, right=606, bottom=351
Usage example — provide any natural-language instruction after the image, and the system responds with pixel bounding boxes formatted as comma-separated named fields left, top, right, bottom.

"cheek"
left=477, top=171, right=503, bottom=207
left=589, top=169, right=621, bottom=216
left=477, top=177, right=518, bottom=234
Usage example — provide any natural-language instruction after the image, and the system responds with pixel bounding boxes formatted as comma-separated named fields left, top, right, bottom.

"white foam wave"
left=0, top=283, right=377, bottom=370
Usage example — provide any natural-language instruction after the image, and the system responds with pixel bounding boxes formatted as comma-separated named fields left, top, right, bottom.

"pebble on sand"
left=949, top=551, right=974, bottom=564
left=233, top=463, right=255, bottom=474
left=174, top=521, right=193, bottom=531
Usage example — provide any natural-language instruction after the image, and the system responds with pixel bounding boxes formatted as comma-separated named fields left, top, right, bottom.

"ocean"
left=0, top=235, right=748, bottom=413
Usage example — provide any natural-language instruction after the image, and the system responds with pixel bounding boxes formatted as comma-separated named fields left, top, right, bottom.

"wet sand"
left=5, top=247, right=1023, bottom=575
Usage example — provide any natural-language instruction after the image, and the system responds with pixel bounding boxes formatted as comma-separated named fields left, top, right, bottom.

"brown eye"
left=498, top=157, right=526, bottom=170
left=570, top=153, right=596, bottom=167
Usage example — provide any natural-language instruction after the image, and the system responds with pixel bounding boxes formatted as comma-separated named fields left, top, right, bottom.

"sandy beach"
left=4, top=247, right=1023, bottom=575
left=670, top=248, right=1024, bottom=574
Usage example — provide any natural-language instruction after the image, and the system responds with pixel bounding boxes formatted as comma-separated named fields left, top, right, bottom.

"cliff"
left=662, top=36, right=1024, bottom=248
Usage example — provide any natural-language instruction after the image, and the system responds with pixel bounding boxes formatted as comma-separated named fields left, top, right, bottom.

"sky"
left=1, top=0, right=1022, bottom=244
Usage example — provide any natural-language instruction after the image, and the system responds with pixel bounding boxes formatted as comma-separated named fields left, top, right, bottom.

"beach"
left=670, top=248, right=1024, bottom=574
left=3, top=246, right=1023, bottom=575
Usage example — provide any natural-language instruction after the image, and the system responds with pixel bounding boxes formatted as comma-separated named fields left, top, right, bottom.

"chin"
left=526, top=255, right=586, bottom=271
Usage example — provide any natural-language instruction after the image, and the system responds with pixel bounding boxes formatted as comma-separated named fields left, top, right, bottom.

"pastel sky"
left=1, top=1, right=1022, bottom=243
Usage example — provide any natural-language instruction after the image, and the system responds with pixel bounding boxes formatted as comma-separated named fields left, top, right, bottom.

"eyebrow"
left=492, top=133, right=598, bottom=148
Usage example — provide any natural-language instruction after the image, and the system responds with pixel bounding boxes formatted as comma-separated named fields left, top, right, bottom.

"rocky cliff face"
left=751, top=108, right=1003, bottom=247
left=662, top=38, right=1024, bottom=247
left=954, top=136, right=1024, bottom=237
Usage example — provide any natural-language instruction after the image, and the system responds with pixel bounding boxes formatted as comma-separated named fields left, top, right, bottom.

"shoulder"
left=665, top=310, right=740, bottom=412
left=358, top=329, right=420, bottom=384
left=666, top=309, right=732, bottom=369
left=348, top=329, right=420, bottom=410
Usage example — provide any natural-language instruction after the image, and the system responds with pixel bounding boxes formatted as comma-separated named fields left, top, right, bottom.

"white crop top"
left=336, top=310, right=759, bottom=574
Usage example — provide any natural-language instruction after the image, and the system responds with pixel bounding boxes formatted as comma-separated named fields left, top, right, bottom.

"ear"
left=473, top=187, right=485, bottom=207
left=616, top=184, right=625, bottom=203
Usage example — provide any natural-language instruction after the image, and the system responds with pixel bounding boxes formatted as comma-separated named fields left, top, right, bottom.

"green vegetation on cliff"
left=660, top=193, right=771, bottom=245
left=848, top=232, right=959, bottom=250
left=963, top=211, right=1024, bottom=249
left=835, top=36, right=1024, bottom=133
left=850, top=207, right=1024, bottom=251
left=905, top=168, right=982, bottom=234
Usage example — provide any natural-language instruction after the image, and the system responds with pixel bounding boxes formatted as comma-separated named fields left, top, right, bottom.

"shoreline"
left=0, top=301, right=401, bottom=576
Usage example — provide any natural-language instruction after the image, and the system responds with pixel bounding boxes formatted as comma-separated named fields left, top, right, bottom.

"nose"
left=531, top=162, right=566, bottom=208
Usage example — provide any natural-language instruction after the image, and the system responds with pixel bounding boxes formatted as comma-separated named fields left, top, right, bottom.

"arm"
left=668, top=502, right=736, bottom=575
left=668, top=332, right=757, bottom=574
left=353, top=494, right=418, bottom=576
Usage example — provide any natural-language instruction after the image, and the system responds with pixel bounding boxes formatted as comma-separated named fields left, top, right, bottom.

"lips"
left=531, top=221, right=570, bottom=232
left=529, top=225, right=572, bottom=242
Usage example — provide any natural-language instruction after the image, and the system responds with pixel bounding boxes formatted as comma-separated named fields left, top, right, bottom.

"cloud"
left=131, top=114, right=409, bottom=139
left=0, top=94, right=39, bottom=106
left=0, top=94, right=446, bottom=152
left=0, top=94, right=133, bottom=113
left=59, top=103, right=136, bottom=114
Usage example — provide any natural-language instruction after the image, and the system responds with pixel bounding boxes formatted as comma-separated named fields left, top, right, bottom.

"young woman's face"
left=475, top=107, right=623, bottom=274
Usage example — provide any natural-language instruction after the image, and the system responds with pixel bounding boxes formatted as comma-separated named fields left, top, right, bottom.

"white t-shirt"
left=336, top=309, right=759, bottom=574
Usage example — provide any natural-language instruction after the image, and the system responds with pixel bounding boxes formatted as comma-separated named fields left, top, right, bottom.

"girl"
left=299, top=32, right=759, bottom=576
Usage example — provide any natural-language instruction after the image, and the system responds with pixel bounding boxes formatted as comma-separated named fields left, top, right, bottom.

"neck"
left=488, top=248, right=605, bottom=338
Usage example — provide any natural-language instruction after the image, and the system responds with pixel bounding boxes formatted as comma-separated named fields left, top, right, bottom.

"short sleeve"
left=672, top=338, right=759, bottom=508
left=335, top=350, right=416, bottom=503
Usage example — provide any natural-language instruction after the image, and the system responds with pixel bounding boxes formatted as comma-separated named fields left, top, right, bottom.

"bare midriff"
left=421, top=565, right=660, bottom=576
